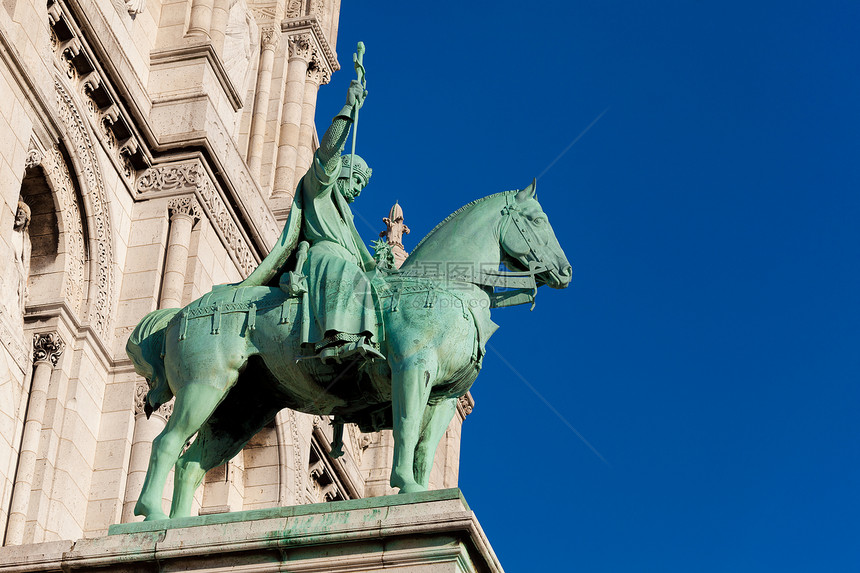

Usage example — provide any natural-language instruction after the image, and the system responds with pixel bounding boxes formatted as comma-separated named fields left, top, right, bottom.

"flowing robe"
left=300, top=156, right=378, bottom=345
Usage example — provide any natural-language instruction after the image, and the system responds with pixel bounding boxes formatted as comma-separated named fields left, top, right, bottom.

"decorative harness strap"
left=408, top=192, right=547, bottom=309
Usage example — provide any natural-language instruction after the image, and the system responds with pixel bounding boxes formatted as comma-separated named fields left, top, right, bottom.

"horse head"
left=499, top=180, right=572, bottom=289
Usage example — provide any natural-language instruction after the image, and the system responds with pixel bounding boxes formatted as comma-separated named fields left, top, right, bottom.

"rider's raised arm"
left=314, top=80, right=366, bottom=187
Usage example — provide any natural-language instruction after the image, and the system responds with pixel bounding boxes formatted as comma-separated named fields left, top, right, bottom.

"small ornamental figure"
left=380, top=201, right=410, bottom=268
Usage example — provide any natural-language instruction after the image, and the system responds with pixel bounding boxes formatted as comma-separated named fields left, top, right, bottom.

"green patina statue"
left=126, top=44, right=572, bottom=521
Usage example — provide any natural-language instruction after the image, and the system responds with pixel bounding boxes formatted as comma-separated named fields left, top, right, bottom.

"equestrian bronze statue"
left=127, top=44, right=572, bottom=520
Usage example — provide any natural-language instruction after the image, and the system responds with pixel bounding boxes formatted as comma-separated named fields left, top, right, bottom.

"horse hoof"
left=397, top=483, right=425, bottom=494
left=143, top=512, right=169, bottom=521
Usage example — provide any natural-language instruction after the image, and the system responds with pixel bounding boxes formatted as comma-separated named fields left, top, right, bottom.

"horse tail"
left=126, top=308, right=181, bottom=417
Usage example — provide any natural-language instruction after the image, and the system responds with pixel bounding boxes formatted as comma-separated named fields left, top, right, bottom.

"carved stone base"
left=0, top=489, right=503, bottom=572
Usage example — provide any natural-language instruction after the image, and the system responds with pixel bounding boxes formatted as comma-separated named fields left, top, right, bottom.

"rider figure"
left=298, top=79, right=383, bottom=363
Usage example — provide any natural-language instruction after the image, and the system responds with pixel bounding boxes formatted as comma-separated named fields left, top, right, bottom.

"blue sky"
left=316, top=2, right=860, bottom=570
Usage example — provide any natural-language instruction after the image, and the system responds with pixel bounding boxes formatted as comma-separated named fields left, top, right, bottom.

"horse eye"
left=533, top=217, right=546, bottom=225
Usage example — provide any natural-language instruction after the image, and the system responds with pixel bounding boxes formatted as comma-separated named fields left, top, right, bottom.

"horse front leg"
left=389, top=355, right=436, bottom=493
left=134, top=384, right=227, bottom=521
left=413, top=396, right=458, bottom=489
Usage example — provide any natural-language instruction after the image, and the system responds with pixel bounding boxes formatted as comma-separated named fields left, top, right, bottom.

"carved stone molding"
left=133, top=379, right=173, bottom=419
left=49, top=1, right=149, bottom=181
left=137, top=161, right=257, bottom=276
left=136, top=162, right=199, bottom=193
left=168, top=196, right=203, bottom=222
left=40, top=144, right=87, bottom=316
left=285, top=0, right=305, bottom=19
left=346, top=423, right=372, bottom=466
left=458, top=393, right=474, bottom=418
left=33, top=332, right=65, bottom=366
left=55, top=80, right=116, bottom=339
left=260, top=26, right=280, bottom=51
left=289, top=410, right=303, bottom=496
left=249, top=6, right=276, bottom=22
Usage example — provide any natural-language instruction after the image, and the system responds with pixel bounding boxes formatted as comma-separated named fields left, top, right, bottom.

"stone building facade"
left=0, top=0, right=472, bottom=546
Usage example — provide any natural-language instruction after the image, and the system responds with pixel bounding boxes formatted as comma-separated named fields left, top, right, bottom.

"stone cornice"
left=50, top=0, right=152, bottom=180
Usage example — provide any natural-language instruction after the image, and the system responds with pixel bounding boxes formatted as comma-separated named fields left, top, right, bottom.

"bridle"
left=399, top=192, right=552, bottom=310
left=481, top=192, right=549, bottom=309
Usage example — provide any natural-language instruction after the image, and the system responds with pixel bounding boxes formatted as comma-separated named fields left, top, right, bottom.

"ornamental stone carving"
left=168, top=196, right=203, bottom=222
left=33, top=332, right=64, bottom=366
left=134, top=379, right=173, bottom=419
left=25, top=142, right=43, bottom=169
left=124, top=0, right=146, bottom=17
left=281, top=17, right=338, bottom=84
left=41, top=144, right=86, bottom=316
left=55, top=79, right=116, bottom=341
left=288, top=34, right=313, bottom=61
left=137, top=162, right=257, bottom=276
left=285, top=0, right=305, bottom=19
left=458, top=394, right=474, bottom=417
left=261, top=26, right=280, bottom=50
left=306, top=58, right=329, bottom=85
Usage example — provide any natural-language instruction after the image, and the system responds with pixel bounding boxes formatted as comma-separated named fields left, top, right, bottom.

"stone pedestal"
left=0, top=489, right=503, bottom=572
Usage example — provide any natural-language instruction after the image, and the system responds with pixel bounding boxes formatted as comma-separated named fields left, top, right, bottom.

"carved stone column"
left=294, top=59, right=328, bottom=178
left=247, top=26, right=280, bottom=181
left=4, top=333, right=64, bottom=545
left=160, top=198, right=201, bottom=309
left=272, top=34, right=313, bottom=198
left=187, top=0, right=215, bottom=38
left=121, top=380, right=173, bottom=523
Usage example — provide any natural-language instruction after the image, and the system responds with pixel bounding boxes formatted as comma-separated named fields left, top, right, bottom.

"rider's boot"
left=317, top=335, right=384, bottom=364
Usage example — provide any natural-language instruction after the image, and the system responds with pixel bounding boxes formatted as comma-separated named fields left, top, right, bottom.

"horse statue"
left=127, top=181, right=571, bottom=520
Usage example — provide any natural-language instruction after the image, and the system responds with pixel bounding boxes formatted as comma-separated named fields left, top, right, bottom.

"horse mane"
left=411, top=189, right=515, bottom=253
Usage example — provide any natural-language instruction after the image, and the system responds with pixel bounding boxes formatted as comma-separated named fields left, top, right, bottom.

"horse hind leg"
left=170, top=380, right=286, bottom=518
left=413, top=396, right=458, bottom=489
left=134, top=383, right=229, bottom=521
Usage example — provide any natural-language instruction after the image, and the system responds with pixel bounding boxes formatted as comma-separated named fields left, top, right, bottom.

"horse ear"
left=516, top=179, right=537, bottom=202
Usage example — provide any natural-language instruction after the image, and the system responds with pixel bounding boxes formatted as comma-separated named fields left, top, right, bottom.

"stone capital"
left=288, top=34, right=313, bottom=62
left=167, top=196, right=203, bottom=222
left=261, top=26, right=281, bottom=51
left=306, top=58, right=328, bottom=85
left=33, top=332, right=65, bottom=366
left=134, top=379, right=173, bottom=419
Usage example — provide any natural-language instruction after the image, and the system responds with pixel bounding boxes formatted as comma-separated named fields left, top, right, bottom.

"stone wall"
left=0, top=0, right=471, bottom=548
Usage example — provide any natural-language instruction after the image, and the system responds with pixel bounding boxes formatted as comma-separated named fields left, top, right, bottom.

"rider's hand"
left=346, top=79, right=367, bottom=111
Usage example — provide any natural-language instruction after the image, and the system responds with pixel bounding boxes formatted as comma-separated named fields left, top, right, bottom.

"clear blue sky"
left=317, top=2, right=860, bottom=570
